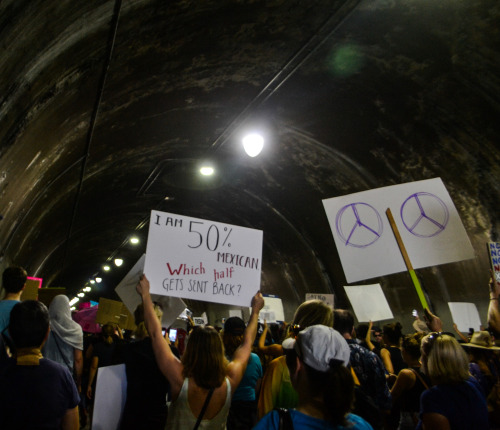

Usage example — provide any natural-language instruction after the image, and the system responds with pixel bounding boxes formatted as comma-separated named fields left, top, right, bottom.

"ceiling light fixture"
left=242, top=133, right=264, bottom=157
left=130, top=237, right=139, bottom=245
left=69, top=297, right=79, bottom=306
left=114, top=258, right=123, bottom=267
left=103, top=265, right=110, bottom=271
left=95, top=277, right=102, bottom=283
left=77, top=293, right=84, bottom=298
left=90, top=280, right=95, bottom=284
left=200, top=166, right=214, bottom=176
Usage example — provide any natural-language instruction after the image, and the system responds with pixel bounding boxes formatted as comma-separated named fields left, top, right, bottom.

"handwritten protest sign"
left=145, top=211, right=263, bottom=307
left=488, top=243, right=500, bottom=283
left=323, top=178, right=475, bottom=283
left=115, top=254, right=187, bottom=329
left=305, top=293, right=334, bottom=309
left=448, top=302, right=481, bottom=333
left=344, top=284, right=393, bottom=322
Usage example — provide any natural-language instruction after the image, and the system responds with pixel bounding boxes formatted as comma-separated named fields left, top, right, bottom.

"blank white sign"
left=344, top=284, right=394, bottom=322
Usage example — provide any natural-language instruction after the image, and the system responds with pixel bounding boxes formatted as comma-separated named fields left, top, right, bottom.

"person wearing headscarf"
left=42, top=295, right=84, bottom=392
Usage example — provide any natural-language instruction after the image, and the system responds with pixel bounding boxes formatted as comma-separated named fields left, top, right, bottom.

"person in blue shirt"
left=223, top=316, right=263, bottom=429
left=254, top=324, right=373, bottom=430
left=0, top=266, right=27, bottom=335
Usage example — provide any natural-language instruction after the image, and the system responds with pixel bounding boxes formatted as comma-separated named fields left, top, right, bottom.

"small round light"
left=200, top=166, right=214, bottom=176
left=95, top=277, right=102, bottom=283
left=103, top=265, right=110, bottom=271
left=114, top=258, right=124, bottom=267
left=90, top=280, right=95, bottom=284
left=130, top=237, right=139, bottom=245
left=77, top=293, right=84, bottom=298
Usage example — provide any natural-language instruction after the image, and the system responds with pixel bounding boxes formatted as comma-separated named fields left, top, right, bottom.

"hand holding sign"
left=137, top=274, right=150, bottom=297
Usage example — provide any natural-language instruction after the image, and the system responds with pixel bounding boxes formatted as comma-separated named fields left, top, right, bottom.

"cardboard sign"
left=305, top=293, right=334, bottom=309
left=115, top=254, right=187, bottom=329
left=96, top=298, right=136, bottom=331
left=92, top=364, right=127, bottom=430
left=20, top=278, right=44, bottom=301
left=145, top=211, right=263, bottom=307
left=344, top=284, right=394, bottom=322
left=323, top=178, right=475, bottom=283
left=488, top=242, right=500, bottom=283
left=448, top=302, right=482, bottom=333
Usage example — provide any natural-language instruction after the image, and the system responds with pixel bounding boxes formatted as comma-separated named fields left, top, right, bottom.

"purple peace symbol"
left=400, top=192, right=449, bottom=238
left=335, top=202, right=383, bottom=248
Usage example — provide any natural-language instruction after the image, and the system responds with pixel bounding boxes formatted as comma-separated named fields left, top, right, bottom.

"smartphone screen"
left=169, top=329, right=177, bottom=342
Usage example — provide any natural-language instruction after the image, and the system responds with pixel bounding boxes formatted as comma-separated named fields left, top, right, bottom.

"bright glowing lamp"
left=114, top=258, right=123, bottom=267
left=95, top=277, right=102, bottom=283
left=200, top=166, right=214, bottom=176
left=103, top=265, right=110, bottom=271
left=130, top=237, right=139, bottom=244
left=242, top=133, right=264, bottom=157
left=77, top=293, right=84, bottom=298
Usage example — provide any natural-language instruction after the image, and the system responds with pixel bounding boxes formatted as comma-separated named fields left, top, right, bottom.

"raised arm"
left=227, top=291, right=264, bottom=389
left=136, top=274, right=184, bottom=398
left=257, top=320, right=284, bottom=357
left=365, top=320, right=376, bottom=351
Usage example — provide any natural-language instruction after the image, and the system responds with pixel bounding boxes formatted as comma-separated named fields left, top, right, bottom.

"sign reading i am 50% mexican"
left=144, top=210, right=263, bottom=306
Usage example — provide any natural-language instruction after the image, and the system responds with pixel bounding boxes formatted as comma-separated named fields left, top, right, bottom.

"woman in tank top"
left=390, top=333, right=430, bottom=430
left=136, top=274, right=264, bottom=430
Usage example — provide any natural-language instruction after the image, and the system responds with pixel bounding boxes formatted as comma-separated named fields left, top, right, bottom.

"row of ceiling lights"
left=69, top=134, right=265, bottom=309
left=199, top=133, right=265, bottom=176
left=69, top=236, right=141, bottom=309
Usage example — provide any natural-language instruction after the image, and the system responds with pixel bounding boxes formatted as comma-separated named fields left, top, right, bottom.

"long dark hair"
left=285, top=349, right=353, bottom=426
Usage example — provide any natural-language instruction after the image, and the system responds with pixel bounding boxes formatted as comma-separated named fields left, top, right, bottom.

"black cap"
left=224, top=317, right=246, bottom=335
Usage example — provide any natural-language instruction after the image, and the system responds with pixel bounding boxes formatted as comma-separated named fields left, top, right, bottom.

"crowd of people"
left=1, top=265, right=500, bottom=429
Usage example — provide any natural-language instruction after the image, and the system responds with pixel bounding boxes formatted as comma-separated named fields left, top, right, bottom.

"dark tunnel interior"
left=0, top=0, right=499, bottom=329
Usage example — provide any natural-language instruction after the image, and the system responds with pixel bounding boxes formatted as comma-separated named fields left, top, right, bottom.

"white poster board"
left=250, top=295, right=284, bottom=323
left=92, top=364, right=127, bottom=430
left=344, top=284, right=394, bottom=322
left=448, top=302, right=482, bottom=333
left=323, top=178, right=475, bottom=283
left=115, top=254, right=187, bottom=328
left=193, top=312, right=208, bottom=326
left=144, top=211, right=263, bottom=307
left=229, top=309, right=243, bottom=318
left=305, top=293, right=334, bottom=309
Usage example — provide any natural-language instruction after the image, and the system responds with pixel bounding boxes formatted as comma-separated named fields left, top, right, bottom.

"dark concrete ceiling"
left=1, top=0, right=499, bottom=323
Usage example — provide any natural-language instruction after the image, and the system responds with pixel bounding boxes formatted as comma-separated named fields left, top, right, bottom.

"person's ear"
left=40, top=327, right=50, bottom=347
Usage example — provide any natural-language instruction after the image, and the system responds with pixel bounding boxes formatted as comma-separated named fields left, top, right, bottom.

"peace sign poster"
left=322, top=178, right=475, bottom=283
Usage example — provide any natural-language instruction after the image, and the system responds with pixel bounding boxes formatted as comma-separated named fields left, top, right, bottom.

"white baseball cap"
left=282, top=324, right=350, bottom=371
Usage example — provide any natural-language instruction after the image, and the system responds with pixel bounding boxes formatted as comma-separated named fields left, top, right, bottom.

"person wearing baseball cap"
left=254, top=324, right=373, bottom=429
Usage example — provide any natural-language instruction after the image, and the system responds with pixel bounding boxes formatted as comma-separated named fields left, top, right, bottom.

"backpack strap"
left=409, top=368, right=430, bottom=390
left=275, top=408, right=294, bottom=430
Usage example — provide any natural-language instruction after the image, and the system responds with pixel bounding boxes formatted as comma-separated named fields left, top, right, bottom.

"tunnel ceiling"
left=1, top=0, right=499, bottom=320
